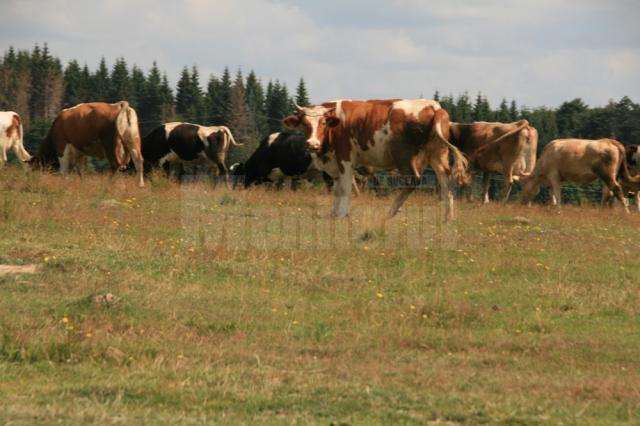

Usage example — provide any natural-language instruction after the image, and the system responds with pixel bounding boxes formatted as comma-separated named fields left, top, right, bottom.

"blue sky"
left=1, top=0, right=639, bottom=108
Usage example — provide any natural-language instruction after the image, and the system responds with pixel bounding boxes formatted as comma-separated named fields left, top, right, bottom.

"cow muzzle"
left=307, top=139, right=322, bottom=152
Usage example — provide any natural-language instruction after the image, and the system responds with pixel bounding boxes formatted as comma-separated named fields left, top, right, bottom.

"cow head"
left=283, top=102, right=340, bottom=152
left=519, top=174, right=541, bottom=204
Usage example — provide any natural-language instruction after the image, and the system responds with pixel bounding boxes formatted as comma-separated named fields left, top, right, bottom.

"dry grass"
left=1, top=167, right=639, bottom=424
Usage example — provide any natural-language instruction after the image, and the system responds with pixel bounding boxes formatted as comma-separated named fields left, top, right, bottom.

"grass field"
left=1, top=168, right=639, bottom=425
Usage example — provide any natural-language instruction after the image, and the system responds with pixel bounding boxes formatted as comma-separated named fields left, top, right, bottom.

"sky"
left=1, top=0, right=639, bottom=108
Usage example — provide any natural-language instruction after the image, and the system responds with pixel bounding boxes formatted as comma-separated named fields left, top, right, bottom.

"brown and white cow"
left=601, top=144, right=640, bottom=211
left=30, top=101, right=144, bottom=187
left=521, top=138, right=640, bottom=212
left=283, top=99, right=468, bottom=221
left=450, top=120, right=538, bottom=203
left=464, top=120, right=535, bottom=203
left=0, top=111, right=31, bottom=167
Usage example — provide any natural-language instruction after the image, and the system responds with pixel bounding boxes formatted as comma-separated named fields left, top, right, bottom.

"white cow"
left=0, top=111, right=31, bottom=167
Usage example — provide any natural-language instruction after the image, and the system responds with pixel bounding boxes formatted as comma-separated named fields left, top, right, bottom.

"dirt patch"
left=0, top=264, right=39, bottom=276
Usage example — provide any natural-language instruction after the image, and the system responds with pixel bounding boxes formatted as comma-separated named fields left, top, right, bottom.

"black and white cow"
left=231, top=132, right=330, bottom=190
left=142, top=122, right=240, bottom=177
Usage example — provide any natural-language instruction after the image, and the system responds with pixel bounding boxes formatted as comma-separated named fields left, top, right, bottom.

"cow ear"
left=326, top=116, right=340, bottom=128
left=283, top=115, right=302, bottom=129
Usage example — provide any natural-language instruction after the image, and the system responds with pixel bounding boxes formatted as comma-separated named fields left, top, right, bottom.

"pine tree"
left=497, top=98, right=511, bottom=122
left=63, top=59, right=88, bottom=107
left=29, top=43, right=63, bottom=120
left=109, top=57, right=131, bottom=103
left=139, top=62, right=172, bottom=134
left=455, top=92, right=473, bottom=123
left=160, top=73, right=175, bottom=121
left=472, top=92, right=492, bottom=122
left=0, top=46, right=32, bottom=126
left=294, top=77, right=309, bottom=106
left=265, top=80, right=292, bottom=133
left=509, top=100, right=519, bottom=121
left=218, top=67, right=233, bottom=124
left=91, top=57, right=110, bottom=101
left=191, top=66, right=205, bottom=123
left=204, top=75, right=221, bottom=125
left=175, top=66, right=192, bottom=118
left=245, top=70, right=266, bottom=136
left=227, top=69, right=253, bottom=163
left=433, top=90, right=440, bottom=102
left=130, top=65, right=146, bottom=109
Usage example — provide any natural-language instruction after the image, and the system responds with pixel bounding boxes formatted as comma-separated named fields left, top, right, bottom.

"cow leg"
left=124, top=145, right=144, bottom=188
left=501, top=164, right=516, bottom=203
left=464, top=172, right=474, bottom=202
left=0, top=148, right=7, bottom=167
left=216, top=161, right=230, bottom=188
left=177, top=163, right=185, bottom=183
left=387, top=180, right=415, bottom=219
left=549, top=174, right=562, bottom=209
left=290, top=177, right=300, bottom=191
left=351, top=175, right=361, bottom=196
left=75, top=154, right=87, bottom=176
left=332, top=164, right=353, bottom=218
left=481, top=172, right=491, bottom=204
left=604, top=178, right=629, bottom=213
left=12, top=143, right=31, bottom=168
left=601, top=186, right=614, bottom=207
left=59, top=144, right=76, bottom=175
left=162, top=161, right=171, bottom=177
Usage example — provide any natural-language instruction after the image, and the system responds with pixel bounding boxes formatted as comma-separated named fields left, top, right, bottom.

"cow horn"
left=293, top=101, right=305, bottom=112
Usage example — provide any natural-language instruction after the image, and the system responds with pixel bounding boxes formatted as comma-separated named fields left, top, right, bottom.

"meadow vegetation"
left=0, top=167, right=639, bottom=424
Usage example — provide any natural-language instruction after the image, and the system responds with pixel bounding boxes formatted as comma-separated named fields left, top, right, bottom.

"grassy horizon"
left=1, top=167, right=639, bottom=424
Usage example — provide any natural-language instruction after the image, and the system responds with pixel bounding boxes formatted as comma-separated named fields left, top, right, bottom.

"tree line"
left=1, top=43, right=639, bottom=165
left=0, top=44, right=310, bottom=163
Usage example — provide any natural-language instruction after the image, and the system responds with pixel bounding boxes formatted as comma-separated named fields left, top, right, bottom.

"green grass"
left=0, top=167, right=639, bottom=424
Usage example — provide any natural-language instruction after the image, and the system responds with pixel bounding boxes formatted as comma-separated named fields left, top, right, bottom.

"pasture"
left=1, top=168, right=639, bottom=424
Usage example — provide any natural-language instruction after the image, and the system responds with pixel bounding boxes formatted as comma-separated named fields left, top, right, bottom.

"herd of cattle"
left=1, top=99, right=639, bottom=221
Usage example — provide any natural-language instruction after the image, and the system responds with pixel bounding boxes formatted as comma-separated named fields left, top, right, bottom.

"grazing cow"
left=30, top=101, right=144, bottom=187
left=0, top=111, right=31, bottom=167
left=141, top=123, right=240, bottom=179
left=450, top=120, right=538, bottom=203
left=283, top=99, right=468, bottom=221
left=465, top=120, right=534, bottom=203
left=521, top=138, right=640, bottom=212
left=233, top=132, right=320, bottom=189
left=232, top=132, right=367, bottom=192
left=601, top=144, right=640, bottom=211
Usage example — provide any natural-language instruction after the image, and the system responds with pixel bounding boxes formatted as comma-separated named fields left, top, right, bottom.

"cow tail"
left=618, top=142, right=640, bottom=184
left=487, top=119, right=529, bottom=145
left=115, top=102, right=142, bottom=162
left=433, top=109, right=469, bottom=185
left=220, top=126, right=243, bottom=146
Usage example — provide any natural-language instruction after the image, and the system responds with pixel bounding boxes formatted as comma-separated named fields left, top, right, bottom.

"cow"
left=141, top=123, right=240, bottom=180
left=231, top=132, right=321, bottom=189
left=283, top=99, right=468, bottom=221
left=465, top=120, right=535, bottom=203
left=232, top=131, right=374, bottom=192
left=0, top=111, right=31, bottom=167
left=450, top=120, right=538, bottom=203
left=29, top=101, right=144, bottom=187
left=601, top=144, right=640, bottom=211
left=520, top=138, right=640, bottom=212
